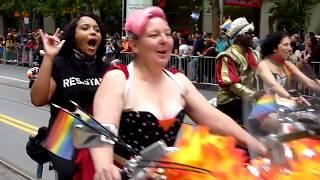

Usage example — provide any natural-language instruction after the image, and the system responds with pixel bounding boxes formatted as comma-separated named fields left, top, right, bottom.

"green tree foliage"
left=269, top=0, right=320, bottom=34
left=0, top=0, right=122, bottom=31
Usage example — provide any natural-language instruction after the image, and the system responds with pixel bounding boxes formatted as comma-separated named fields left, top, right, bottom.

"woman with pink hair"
left=89, top=6, right=266, bottom=179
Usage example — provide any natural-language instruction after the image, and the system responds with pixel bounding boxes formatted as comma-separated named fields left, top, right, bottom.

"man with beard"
left=215, top=17, right=261, bottom=127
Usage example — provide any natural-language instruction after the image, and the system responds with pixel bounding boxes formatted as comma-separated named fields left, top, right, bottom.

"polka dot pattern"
left=114, top=110, right=185, bottom=159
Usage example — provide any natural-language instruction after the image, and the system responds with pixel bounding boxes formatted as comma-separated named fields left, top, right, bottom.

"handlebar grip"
left=120, top=170, right=129, bottom=180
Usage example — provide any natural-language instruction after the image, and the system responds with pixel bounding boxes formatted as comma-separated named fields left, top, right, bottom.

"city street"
left=0, top=63, right=217, bottom=179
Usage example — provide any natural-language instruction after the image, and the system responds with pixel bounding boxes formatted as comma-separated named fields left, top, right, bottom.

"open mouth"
left=87, top=39, right=97, bottom=49
left=157, top=50, right=167, bottom=54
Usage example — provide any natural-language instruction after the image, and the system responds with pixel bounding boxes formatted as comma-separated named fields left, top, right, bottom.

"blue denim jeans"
left=188, top=57, right=198, bottom=81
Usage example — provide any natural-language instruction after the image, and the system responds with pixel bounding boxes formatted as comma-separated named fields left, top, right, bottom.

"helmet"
left=27, top=67, right=39, bottom=79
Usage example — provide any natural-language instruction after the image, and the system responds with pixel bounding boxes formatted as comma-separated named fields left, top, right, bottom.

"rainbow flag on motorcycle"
left=248, top=94, right=278, bottom=120
left=46, top=107, right=92, bottom=160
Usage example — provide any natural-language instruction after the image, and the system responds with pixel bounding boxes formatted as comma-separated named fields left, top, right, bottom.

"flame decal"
left=163, top=125, right=254, bottom=180
left=162, top=125, right=320, bottom=179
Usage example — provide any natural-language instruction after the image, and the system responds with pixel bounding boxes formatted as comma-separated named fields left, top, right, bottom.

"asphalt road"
left=0, top=63, right=217, bottom=179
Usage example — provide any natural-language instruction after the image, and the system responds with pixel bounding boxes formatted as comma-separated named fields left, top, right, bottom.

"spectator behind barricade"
left=172, top=31, right=179, bottom=54
left=203, top=39, right=217, bottom=83
left=25, top=36, right=36, bottom=66
left=178, top=38, right=189, bottom=57
left=103, top=35, right=116, bottom=65
left=301, top=36, right=317, bottom=64
left=112, top=32, right=122, bottom=57
left=189, top=31, right=205, bottom=81
left=290, top=34, right=302, bottom=64
left=33, top=31, right=45, bottom=66
left=5, top=33, right=14, bottom=62
left=216, top=30, right=232, bottom=54
left=296, top=36, right=318, bottom=79
left=216, top=17, right=232, bottom=54
left=105, top=34, right=115, bottom=53
left=120, top=36, right=131, bottom=52
left=0, top=35, right=4, bottom=60
left=203, top=39, right=217, bottom=57
left=290, top=33, right=304, bottom=53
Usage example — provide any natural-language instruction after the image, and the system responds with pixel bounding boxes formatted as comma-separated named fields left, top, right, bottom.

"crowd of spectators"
left=1, top=26, right=320, bottom=81
left=0, top=28, right=44, bottom=66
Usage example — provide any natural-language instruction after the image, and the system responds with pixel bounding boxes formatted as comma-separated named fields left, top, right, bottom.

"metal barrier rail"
left=111, top=52, right=218, bottom=85
left=2, top=47, right=319, bottom=96
left=111, top=52, right=320, bottom=96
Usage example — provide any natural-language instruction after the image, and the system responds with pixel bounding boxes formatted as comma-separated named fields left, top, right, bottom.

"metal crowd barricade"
left=110, top=52, right=218, bottom=85
left=110, top=52, right=320, bottom=97
left=301, top=61, right=320, bottom=96
left=196, top=56, right=217, bottom=84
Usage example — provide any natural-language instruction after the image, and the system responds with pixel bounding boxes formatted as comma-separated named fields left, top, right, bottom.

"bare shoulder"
left=257, top=59, right=269, bottom=70
left=258, top=59, right=268, bottom=66
left=101, top=69, right=127, bottom=87
left=173, top=72, right=191, bottom=85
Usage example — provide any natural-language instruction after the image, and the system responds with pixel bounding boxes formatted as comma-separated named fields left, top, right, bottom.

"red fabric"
left=105, top=64, right=129, bottom=79
left=73, top=149, right=94, bottom=180
left=224, top=0, right=261, bottom=8
left=106, top=64, right=179, bottom=78
left=166, top=67, right=180, bottom=74
left=270, top=54, right=285, bottom=66
left=216, top=57, right=241, bottom=88
left=247, top=49, right=257, bottom=69
left=158, top=118, right=176, bottom=131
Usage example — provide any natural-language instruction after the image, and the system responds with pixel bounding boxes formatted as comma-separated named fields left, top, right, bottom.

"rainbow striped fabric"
left=46, top=105, right=98, bottom=160
left=248, top=94, right=278, bottom=120
left=46, top=109, right=75, bottom=160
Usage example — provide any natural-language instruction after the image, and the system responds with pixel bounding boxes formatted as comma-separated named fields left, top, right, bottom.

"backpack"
left=26, top=126, right=50, bottom=164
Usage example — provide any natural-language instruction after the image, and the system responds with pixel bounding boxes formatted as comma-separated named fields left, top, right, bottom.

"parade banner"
left=224, top=0, right=262, bottom=8
left=126, top=0, right=153, bottom=18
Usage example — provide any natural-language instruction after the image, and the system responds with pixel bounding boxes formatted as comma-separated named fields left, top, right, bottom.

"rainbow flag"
left=248, top=94, right=278, bottom=120
left=220, top=18, right=232, bottom=30
left=46, top=109, right=76, bottom=160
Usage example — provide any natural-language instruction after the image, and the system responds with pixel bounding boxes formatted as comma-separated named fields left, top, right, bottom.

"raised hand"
left=39, top=28, right=65, bottom=59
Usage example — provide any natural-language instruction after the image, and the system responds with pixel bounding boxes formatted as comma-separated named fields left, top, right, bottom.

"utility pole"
left=122, top=0, right=125, bottom=36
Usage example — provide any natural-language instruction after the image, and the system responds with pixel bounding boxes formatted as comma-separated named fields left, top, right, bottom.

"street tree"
left=0, top=0, right=122, bottom=32
left=211, top=0, right=221, bottom=39
left=269, top=0, right=320, bottom=34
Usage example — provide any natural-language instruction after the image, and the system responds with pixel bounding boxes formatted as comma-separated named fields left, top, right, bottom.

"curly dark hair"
left=58, top=13, right=106, bottom=62
left=260, top=31, right=289, bottom=58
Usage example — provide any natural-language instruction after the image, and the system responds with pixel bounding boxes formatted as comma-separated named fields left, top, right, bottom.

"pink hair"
left=124, top=6, right=167, bottom=38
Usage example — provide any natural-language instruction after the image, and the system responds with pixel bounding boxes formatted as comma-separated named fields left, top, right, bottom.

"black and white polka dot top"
left=111, top=63, right=186, bottom=159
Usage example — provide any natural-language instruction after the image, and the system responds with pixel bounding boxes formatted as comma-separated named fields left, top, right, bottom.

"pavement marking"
left=0, top=114, right=38, bottom=136
left=0, top=76, right=29, bottom=83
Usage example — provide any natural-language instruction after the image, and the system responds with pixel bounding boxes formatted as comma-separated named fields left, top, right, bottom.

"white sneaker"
left=208, top=97, right=217, bottom=107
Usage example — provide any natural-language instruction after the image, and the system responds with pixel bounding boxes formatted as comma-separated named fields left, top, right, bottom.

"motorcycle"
left=246, top=93, right=320, bottom=179
left=51, top=94, right=320, bottom=179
